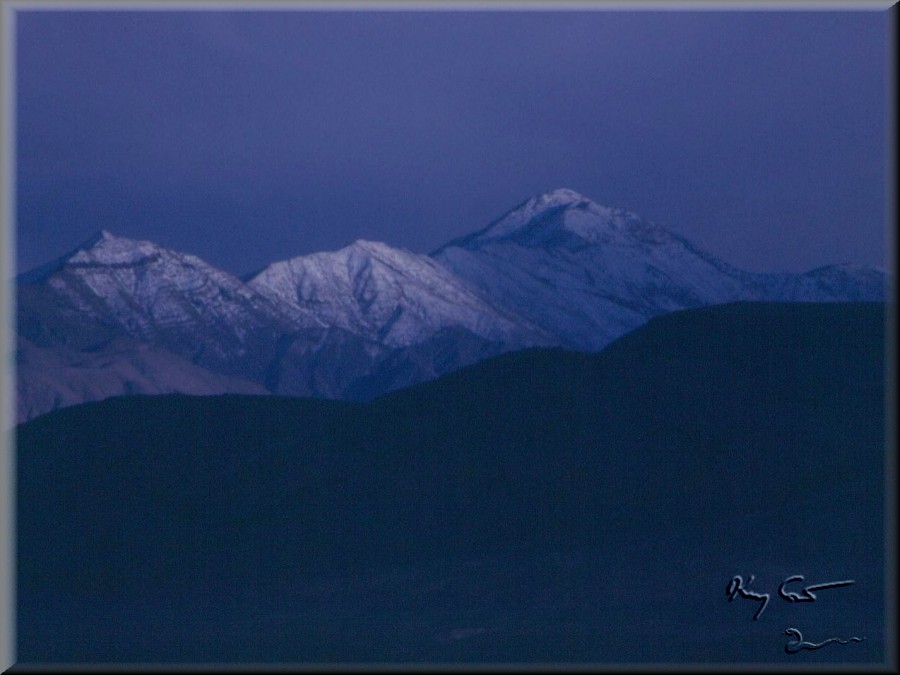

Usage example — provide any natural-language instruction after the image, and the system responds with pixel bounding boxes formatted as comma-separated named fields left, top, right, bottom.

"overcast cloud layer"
left=15, top=8, right=890, bottom=276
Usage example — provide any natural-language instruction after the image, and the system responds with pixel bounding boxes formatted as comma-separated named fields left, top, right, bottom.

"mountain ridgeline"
left=15, top=188, right=889, bottom=423
left=17, top=301, right=886, bottom=663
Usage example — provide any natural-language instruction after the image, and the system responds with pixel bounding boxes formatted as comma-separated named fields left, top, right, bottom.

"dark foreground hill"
left=16, top=301, right=888, bottom=664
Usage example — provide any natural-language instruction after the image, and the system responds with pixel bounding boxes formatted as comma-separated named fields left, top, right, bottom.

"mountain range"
left=15, top=188, right=890, bottom=423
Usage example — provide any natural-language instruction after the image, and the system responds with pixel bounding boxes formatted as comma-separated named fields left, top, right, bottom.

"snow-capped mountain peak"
left=246, top=237, right=551, bottom=349
left=17, top=229, right=155, bottom=284
left=15, top=188, right=889, bottom=423
left=435, top=188, right=649, bottom=252
left=345, top=239, right=393, bottom=253
left=81, top=228, right=118, bottom=245
left=519, top=187, right=590, bottom=211
left=67, top=230, right=165, bottom=267
left=17, top=226, right=317, bottom=369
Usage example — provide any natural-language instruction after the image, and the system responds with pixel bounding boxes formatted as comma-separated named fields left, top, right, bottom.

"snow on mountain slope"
left=440, top=188, right=649, bottom=249
left=246, top=239, right=553, bottom=349
left=760, top=263, right=891, bottom=301
left=432, top=189, right=889, bottom=350
left=17, top=230, right=313, bottom=380
left=15, top=231, right=551, bottom=420
left=14, top=189, right=889, bottom=423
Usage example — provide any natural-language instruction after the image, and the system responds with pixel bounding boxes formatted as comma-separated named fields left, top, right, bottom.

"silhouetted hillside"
left=16, top=301, right=887, bottom=664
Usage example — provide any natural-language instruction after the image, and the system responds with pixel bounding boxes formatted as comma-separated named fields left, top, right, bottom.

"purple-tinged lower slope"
left=16, top=335, right=267, bottom=425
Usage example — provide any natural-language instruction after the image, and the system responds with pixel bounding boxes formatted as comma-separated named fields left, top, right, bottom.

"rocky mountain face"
left=431, top=188, right=889, bottom=349
left=14, top=189, right=890, bottom=423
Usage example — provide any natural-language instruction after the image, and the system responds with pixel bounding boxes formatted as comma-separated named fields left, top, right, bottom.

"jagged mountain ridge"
left=245, top=239, right=553, bottom=349
left=15, top=188, right=890, bottom=422
left=431, top=188, right=889, bottom=349
left=15, top=228, right=548, bottom=421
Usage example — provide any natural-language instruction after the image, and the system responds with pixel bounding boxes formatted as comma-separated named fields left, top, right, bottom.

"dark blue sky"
left=15, top=8, right=890, bottom=276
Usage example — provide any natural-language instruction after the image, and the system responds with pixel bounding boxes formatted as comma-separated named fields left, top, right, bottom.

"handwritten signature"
left=726, top=574, right=855, bottom=620
left=783, top=627, right=865, bottom=654
left=778, top=575, right=856, bottom=603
